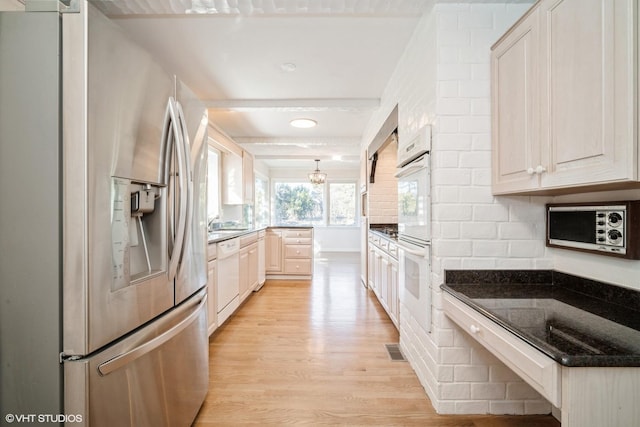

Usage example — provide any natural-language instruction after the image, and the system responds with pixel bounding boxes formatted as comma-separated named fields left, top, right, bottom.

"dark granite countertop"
left=441, top=270, right=640, bottom=367
left=208, top=226, right=312, bottom=244
left=208, top=227, right=267, bottom=244
left=369, top=223, right=398, bottom=241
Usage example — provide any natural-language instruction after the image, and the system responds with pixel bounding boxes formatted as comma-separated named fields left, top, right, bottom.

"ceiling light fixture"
left=280, top=62, right=297, bottom=72
left=290, top=118, right=317, bottom=129
left=308, top=159, right=327, bottom=185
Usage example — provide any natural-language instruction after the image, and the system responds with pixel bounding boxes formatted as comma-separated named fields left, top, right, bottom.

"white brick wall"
left=363, top=0, right=556, bottom=416
left=368, top=143, right=398, bottom=224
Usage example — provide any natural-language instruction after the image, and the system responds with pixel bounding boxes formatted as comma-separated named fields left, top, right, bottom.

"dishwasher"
left=216, top=238, right=240, bottom=326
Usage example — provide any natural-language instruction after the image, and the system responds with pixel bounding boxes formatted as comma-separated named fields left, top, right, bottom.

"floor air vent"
left=384, top=344, right=406, bottom=362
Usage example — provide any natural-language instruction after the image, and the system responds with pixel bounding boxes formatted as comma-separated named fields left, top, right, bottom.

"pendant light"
left=308, top=159, right=327, bottom=185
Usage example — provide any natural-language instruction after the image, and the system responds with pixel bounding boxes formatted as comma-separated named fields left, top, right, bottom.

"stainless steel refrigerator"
left=0, top=2, right=209, bottom=425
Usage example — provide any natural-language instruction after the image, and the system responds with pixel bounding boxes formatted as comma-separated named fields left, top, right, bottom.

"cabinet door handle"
left=535, top=165, right=547, bottom=174
left=470, top=325, right=481, bottom=334
left=526, top=167, right=535, bottom=175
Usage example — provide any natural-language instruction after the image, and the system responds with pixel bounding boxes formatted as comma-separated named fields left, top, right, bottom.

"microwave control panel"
left=595, top=210, right=625, bottom=247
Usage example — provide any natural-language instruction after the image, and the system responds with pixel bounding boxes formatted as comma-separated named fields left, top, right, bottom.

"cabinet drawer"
left=283, top=229, right=312, bottom=239
left=240, top=232, right=257, bottom=248
left=284, top=237, right=312, bottom=245
left=284, top=244, right=311, bottom=259
left=442, top=293, right=561, bottom=407
left=284, top=259, right=312, bottom=275
left=388, top=242, right=398, bottom=258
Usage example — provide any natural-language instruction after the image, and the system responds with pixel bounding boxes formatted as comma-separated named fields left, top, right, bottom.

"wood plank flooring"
left=193, top=253, right=560, bottom=426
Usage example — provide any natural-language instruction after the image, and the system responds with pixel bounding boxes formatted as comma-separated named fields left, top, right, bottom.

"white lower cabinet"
left=239, top=232, right=258, bottom=303
left=367, top=231, right=399, bottom=329
left=265, top=227, right=314, bottom=279
left=206, top=243, right=218, bottom=336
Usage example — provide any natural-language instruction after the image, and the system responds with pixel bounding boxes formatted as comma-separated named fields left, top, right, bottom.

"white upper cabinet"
left=492, top=0, right=638, bottom=195
left=491, top=6, right=540, bottom=194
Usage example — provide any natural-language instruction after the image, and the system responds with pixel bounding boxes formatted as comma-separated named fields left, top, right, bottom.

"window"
left=272, top=179, right=358, bottom=227
left=254, top=173, right=269, bottom=228
left=328, top=182, right=356, bottom=226
left=207, top=146, right=220, bottom=225
left=273, top=182, right=324, bottom=226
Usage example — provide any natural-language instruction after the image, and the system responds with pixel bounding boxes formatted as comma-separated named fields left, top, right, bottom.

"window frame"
left=327, top=180, right=358, bottom=227
left=271, top=178, right=359, bottom=227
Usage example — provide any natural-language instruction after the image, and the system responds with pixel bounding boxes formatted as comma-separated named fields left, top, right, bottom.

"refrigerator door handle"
left=164, top=97, right=188, bottom=282
left=176, top=102, right=193, bottom=265
left=97, top=291, right=207, bottom=376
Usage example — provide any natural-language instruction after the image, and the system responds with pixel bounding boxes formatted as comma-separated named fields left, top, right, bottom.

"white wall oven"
left=395, top=125, right=431, bottom=332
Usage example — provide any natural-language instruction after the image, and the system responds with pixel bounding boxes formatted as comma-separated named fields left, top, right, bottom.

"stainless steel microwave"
left=546, top=201, right=640, bottom=259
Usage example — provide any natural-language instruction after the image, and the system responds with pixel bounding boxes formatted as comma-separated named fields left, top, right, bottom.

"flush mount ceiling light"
left=280, top=62, right=297, bottom=72
left=290, top=118, right=317, bottom=129
left=308, top=159, right=327, bottom=185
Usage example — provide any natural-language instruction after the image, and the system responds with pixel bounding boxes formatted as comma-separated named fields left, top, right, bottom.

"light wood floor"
left=193, top=253, right=560, bottom=426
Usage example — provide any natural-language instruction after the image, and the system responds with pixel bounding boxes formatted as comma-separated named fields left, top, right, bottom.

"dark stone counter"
left=441, top=270, right=640, bottom=367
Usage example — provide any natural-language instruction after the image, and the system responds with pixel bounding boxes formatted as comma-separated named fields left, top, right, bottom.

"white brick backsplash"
left=496, top=258, right=536, bottom=269
left=437, top=133, right=472, bottom=150
left=470, top=63, right=490, bottom=80
left=461, top=258, right=496, bottom=269
left=459, top=116, right=490, bottom=133
left=438, top=98, right=470, bottom=115
left=459, top=10, right=494, bottom=29
left=490, top=366, right=523, bottom=383
left=435, top=240, right=473, bottom=257
left=439, top=29, right=471, bottom=46
left=438, top=81, right=459, bottom=98
left=438, top=365, right=454, bottom=382
left=499, top=222, right=536, bottom=239
left=525, top=400, right=552, bottom=415
left=433, top=151, right=460, bottom=168
left=471, top=383, right=506, bottom=400
left=437, top=12, right=458, bottom=31
left=454, top=365, right=489, bottom=382
left=509, top=240, right=544, bottom=258
left=441, top=383, right=471, bottom=400
left=471, top=168, right=491, bottom=185
left=441, top=223, right=461, bottom=239
left=438, top=63, right=471, bottom=81
left=459, top=45, right=491, bottom=64
left=433, top=204, right=472, bottom=221
left=472, top=240, right=509, bottom=257
left=473, top=204, right=509, bottom=222
left=470, top=99, right=491, bottom=116
left=441, top=347, right=471, bottom=365
left=433, top=169, right=472, bottom=186
left=437, top=117, right=460, bottom=133
left=438, top=46, right=459, bottom=64
left=506, top=383, right=543, bottom=400
left=360, top=1, right=546, bottom=415
left=460, top=222, right=496, bottom=239
left=490, top=400, right=525, bottom=415
left=459, top=151, right=491, bottom=168
left=459, top=80, right=490, bottom=99
left=456, top=401, right=490, bottom=414
left=458, top=186, right=493, bottom=203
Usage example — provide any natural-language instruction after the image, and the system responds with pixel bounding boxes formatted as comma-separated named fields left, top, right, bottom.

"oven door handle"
left=398, top=244, right=429, bottom=258
left=394, top=158, right=428, bottom=178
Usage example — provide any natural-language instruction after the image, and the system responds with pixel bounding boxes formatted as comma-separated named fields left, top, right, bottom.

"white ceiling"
left=90, top=0, right=429, bottom=169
